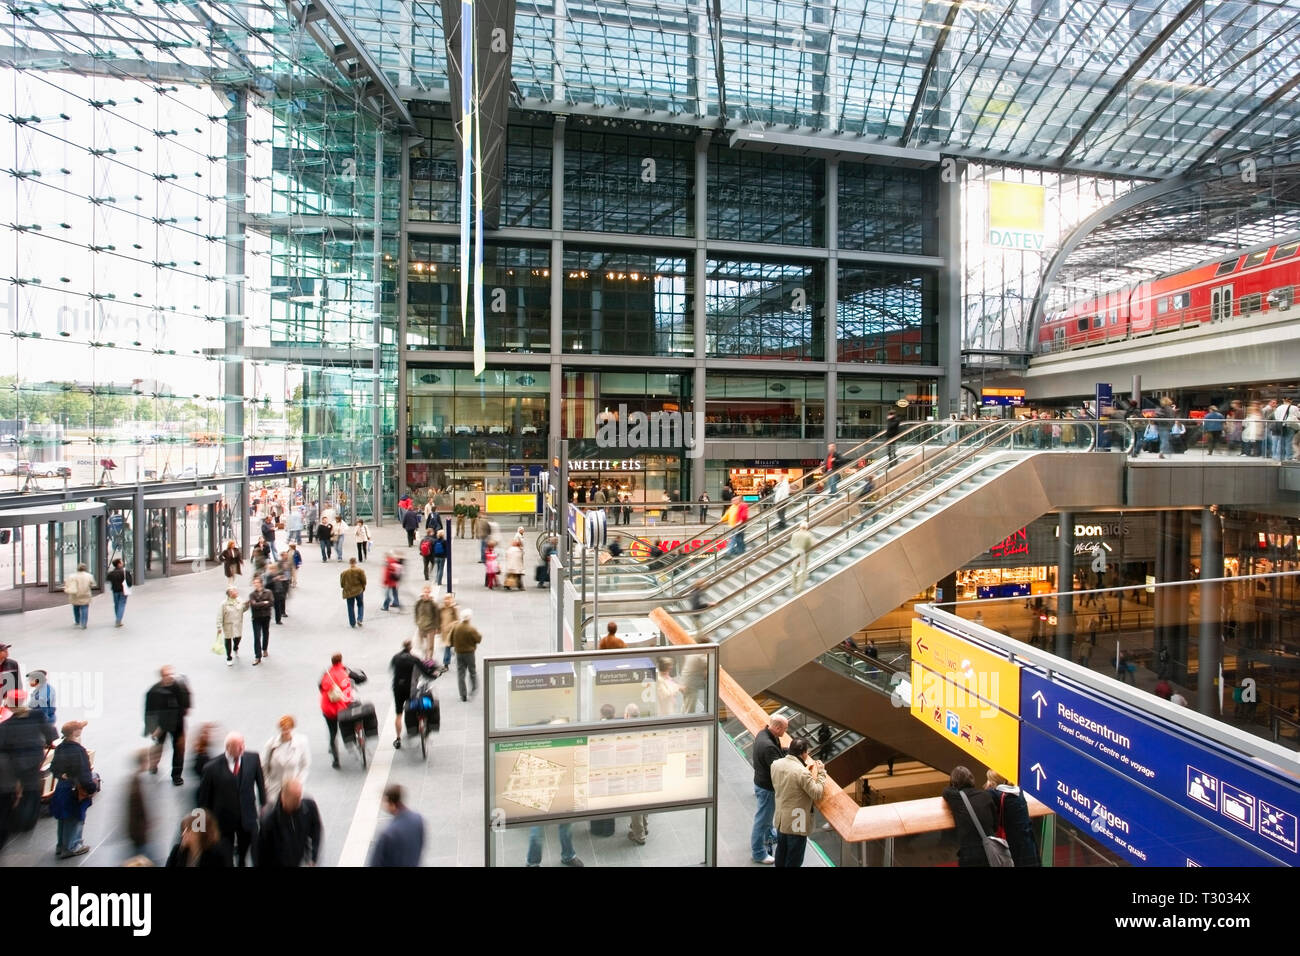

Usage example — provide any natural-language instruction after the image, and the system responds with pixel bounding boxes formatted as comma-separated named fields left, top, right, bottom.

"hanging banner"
left=458, top=0, right=474, bottom=337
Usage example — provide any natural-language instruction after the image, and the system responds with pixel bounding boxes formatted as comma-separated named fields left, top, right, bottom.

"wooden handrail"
left=652, top=606, right=1051, bottom=846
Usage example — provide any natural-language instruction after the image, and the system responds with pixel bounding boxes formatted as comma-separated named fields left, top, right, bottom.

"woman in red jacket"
left=319, top=653, right=355, bottom=769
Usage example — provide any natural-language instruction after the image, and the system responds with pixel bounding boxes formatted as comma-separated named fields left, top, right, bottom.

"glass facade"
left=706, top=259, right=825, bottom=360
left=838, top=376, right=938, bottom=439
left=407, top=243, right=551, bottom=353
left=564, top=131, right=693, bottom=236
left=837, top=266, right=938, bottom=365
left=708, top=147, right=824, bottom=246
left=405, top=367, right=549, bottom=492
left=562, top=250, right=692, bottom=356
left=705, top=374, right=826, bottom=441
left=838, top=163, right=937, bottom=256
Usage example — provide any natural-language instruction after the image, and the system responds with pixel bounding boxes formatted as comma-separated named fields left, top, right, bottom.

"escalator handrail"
left=572, top=419, right=1010, bottom=603
left=679, top=419, right=1133, bottom=643
left=568, top=420, right=980, bottom=588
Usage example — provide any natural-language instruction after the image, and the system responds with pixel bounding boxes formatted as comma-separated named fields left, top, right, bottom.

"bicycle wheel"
left=418, top=715, right=428, bottom=760
left=356, top=724, right=368, bottom=768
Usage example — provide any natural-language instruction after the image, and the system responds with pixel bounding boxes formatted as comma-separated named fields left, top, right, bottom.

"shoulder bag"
left=959, top=789, right=1014, bottom=867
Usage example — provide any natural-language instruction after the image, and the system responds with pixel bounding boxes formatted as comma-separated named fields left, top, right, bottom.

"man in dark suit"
left=143, top=665, right=191, bottom=786
left=198, top=731, right=266, bottom=866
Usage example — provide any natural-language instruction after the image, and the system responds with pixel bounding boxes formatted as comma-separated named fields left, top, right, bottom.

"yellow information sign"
left=987, top=181, right=1046, bottom=250
left=910, top=620, right=1021, bottom=781
left=485, top=492, right=537, bottom=514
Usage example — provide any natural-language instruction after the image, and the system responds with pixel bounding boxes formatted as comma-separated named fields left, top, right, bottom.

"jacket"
left=448, top=620, right=482, bottom=655
left=505, top=544, right=525, bottom=575
left=369, top=807, right=425, bottom=866
left=248, top=587, right=274, bottom=620
left=390, top=650, right=435, bottom=693
left=197, top=752, right=266, bottom=835
left=216, top=597, right=244, bottom=638
left=339, top=567, right=366, bottom=599
left=790, top=528, right=814, bottom=555
left=771, top=754, right=827, bottom=835
left=106, top=567, right=133, bottom=594
left=318, top=664, right=355, bottom=719
left=262, top=731, right=311, bottom=805
left=255, top=796, right=322, bottom=867
left=354, top=524, right=371, bottom=543
left=942, top=785, right=997, bottom=867
left=414, top=597, right=439, bottom=631
left=773, top=479, right=790, bottom=503
left=992, top=784, right=1040, bottom=867
left=220, top=547, right=243, bottom=576
left=144, top=678, right=191, bottom=735
left=50, top=739, right=97, bottom=820
left=751, top=728, right=786, bottom=791
left=438, top=602, right=460, bottom=643
left=401, top=510, right=421, bottom=532
left=64, top=571, right=94, bottom=606
left=382, top=559, right=403, bottom=588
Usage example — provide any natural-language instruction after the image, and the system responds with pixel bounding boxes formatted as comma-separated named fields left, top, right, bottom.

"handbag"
left=1143, top=422, right=1158, bottom=441
left=325, top=672, right=345, bottom=703
left=211, top=632, right=225, bottom=655
left=959, top=789, right=1014, bottom=867
left=1171, top=422, right=1186, bottom=436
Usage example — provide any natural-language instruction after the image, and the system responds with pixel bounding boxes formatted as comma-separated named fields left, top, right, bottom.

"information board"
left=1020, top=670, right=1299, bottom=866
left=910, top=661, right=1021, bottom=781
left=247, top=454, right=287, bottom=476
left=1020, top=724, right=1278, bottom=867
left=486, top=492, right=538, bottom=514
left=490, top=725, right=712, bottom=822
left=911, top=620, right=1021, bottom=716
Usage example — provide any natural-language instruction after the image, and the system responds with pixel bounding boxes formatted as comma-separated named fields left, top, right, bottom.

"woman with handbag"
left=49, top=720, right=98, bottom=859
left=941, top=765, right=997, bottom=867
left=986, top=770, right=1040, bottom=867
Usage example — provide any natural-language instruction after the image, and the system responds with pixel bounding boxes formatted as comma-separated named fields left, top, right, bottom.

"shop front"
left=725, top=459, right=821, bottom=500
left=565, top=452, right=684, bottom=514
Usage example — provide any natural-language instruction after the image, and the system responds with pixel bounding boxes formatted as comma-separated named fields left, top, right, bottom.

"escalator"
left=648, top=418, right=1133, bottom=693
left=766, top=646, right=988, bottom=781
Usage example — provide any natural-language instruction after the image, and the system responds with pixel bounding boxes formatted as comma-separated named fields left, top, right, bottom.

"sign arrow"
left=1032, top=689, right=1047, bottom=719
left=916, top=638, right=929, bottom=654
left=1030, top=762, right=1046, bottom=789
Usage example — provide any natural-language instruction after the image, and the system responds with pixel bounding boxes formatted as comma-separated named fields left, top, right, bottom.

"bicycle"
left=403, top=669, right=443, bottom=761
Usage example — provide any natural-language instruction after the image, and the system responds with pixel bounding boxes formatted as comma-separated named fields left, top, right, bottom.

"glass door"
left=50, top=520, right=95, bottom=590
left=355, top=468, right=375, bottom=520
left=145, top=508, right=169, bottom=577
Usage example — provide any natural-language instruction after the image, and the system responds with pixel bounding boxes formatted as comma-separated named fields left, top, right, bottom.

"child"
left=484, top=540, right=499, bottom=589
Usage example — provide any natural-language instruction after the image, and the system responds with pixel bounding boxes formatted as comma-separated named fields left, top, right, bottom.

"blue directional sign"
left=1020, top=725, right=1276, bottom=867
left=247, top=454, right=288, bottom=477
left=1020, top=669, right=1300, bottom=866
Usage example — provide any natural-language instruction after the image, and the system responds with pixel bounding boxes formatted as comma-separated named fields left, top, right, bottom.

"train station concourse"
left=2, top=0, right=1300, bottom=892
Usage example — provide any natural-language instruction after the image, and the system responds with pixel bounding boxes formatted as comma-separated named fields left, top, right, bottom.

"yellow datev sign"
left=485, top=492, right=538, bottom=514
left=987, top=180, right=1046, bottom=251
left=909, top=620, right=1021, bottom=781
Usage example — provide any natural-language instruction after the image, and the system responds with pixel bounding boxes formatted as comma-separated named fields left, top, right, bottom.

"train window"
left=1092, top=315, right=1103, bottom=329
left=1240, top=293, right=1262, bottom=314
left=1214, top=258, right=1240, bottom=276
left=1272, top=241, right=1299, bottom=262
left=1271, top=286, right=1294, bottom=309
left=1108, top=310, right=1117, bottom=325
left=1244, top=250, right=1268, bottom=268
left=1077, top=318, right=1088, bottom=333
left=1172, top=293, right=1190, bottom=309
left=1156, top=297, right=1168, bottom=314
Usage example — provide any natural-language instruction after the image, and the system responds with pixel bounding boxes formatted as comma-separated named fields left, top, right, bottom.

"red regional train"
left=1039, top=233, right=1300, bottom=353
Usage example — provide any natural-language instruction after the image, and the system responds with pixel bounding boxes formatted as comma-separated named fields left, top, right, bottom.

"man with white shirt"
left=197, top=732, right=266, bottom=866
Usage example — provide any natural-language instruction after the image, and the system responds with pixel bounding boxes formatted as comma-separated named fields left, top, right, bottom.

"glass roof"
left=6, top=0, right=1300, bottom=178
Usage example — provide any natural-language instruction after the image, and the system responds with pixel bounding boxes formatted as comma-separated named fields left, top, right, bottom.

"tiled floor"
left=1, top=521, right=818, bottom=866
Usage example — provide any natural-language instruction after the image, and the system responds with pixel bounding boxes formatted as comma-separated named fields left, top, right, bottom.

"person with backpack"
left=432, top=530, right=448, bottom=586
left=419, top=529, right=437, bottom=580
left=381, top=552, right=404, bottom=612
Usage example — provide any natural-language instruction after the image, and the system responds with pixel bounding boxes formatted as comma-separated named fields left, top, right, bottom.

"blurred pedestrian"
left=197, top=732, right=266, bottom=867
left=368, top=784, right=424, bottom=867
left=144, top=665, right=191, bottom=786
left=126, top=749, right=152, bottom=859
left=438, top=593, right=460, bottom=669
left=220, top=540, right=242, bottom=583
left=449, top=609, right=482, bottom=702
left=262, top=715, right=310, bottom=807
left=255, top=777, right=322, bottom=868
left=164, top=812, right=231, bottom=868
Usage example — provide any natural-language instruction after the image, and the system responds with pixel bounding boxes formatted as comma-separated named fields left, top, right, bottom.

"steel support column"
left=1199, top=507, right=1223, bottom=716
left=1056, top=511, right=1074, bottom=659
